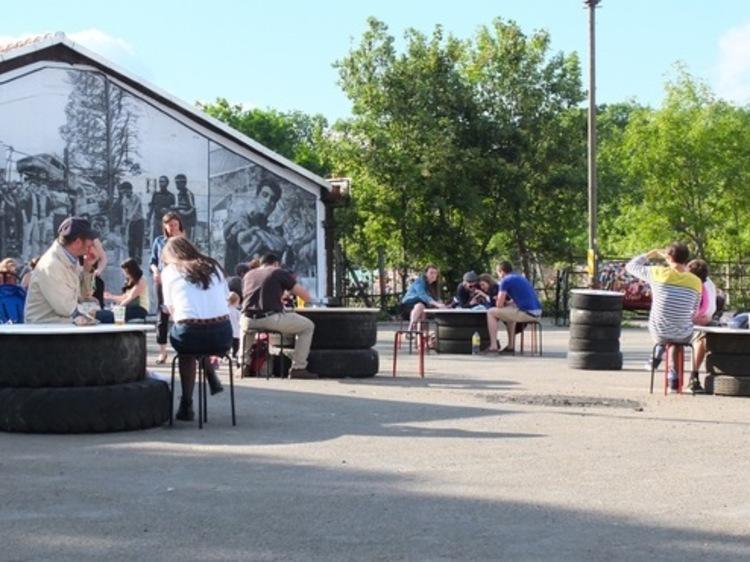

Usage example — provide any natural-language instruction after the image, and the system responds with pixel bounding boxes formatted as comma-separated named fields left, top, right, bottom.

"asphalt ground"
left=2, top=323, right=749, bottom=561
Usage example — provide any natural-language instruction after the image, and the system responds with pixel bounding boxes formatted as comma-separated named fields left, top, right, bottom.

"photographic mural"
left=0, top=66, right=319, bottom=302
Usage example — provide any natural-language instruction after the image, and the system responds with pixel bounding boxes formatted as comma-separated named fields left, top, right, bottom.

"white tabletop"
left=426, top=308, right=489, bottom=314
left=297, top=308, right=380, bottom=313
left=571, top=289, right=623, bottom=298
left=694, top=326, right=750, bottom=335
left=0, top=324, right=155, bottom=335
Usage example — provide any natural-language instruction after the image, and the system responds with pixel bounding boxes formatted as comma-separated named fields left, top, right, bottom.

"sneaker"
left=175, top=399, right=195, bottom=421
left=687, top=375, right=704, bottom=394
left=288, top=368, right=319, bottom=380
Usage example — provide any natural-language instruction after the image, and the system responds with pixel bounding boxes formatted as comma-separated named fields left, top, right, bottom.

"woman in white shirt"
left=161, top=237, right=232, bottom=421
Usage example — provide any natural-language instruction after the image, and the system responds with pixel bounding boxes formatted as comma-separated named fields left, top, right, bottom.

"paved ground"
left=3, top=323, right=750, bottom=561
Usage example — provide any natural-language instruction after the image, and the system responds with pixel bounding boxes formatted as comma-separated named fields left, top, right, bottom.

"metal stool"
left=393, top=328, right=427, bottom=378
left=170, top=353, right=236, bottom=429
left=649, top=342, right=695, bottom=395
left=517, top=319, right=543, bottom=356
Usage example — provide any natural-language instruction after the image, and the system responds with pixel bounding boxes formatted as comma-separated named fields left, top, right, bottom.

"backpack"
left=0, top=284, right=27, bottom=324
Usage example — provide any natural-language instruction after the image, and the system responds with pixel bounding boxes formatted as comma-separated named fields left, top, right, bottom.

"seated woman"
left=0, top=258, right=19, bottom=285
left=161, top=237, right=232, bottom=421
left=104, top=258, right=150, bottom=322
left=401, top=264, right=447, bottom=330
left=477, top=273, right=499, bottom=308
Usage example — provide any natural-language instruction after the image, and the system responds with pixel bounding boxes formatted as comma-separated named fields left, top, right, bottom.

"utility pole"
left=584, top=0, right=601, bottom=286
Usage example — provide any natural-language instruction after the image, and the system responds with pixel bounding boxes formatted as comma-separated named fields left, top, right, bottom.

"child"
left=228, top=292, right=242, bottom=365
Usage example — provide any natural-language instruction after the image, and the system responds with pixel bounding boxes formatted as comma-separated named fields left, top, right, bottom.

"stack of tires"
left=567, top=290, right=623, bottom=370
left=272, top=309, right=380, bottom=378
left=703, top=332, right=750, bottom=397
left=435, top=314, right=490, bottom=354
left=0, top=332, right=170, bottom=433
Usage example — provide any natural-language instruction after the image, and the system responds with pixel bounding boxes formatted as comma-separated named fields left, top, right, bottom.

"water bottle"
left=471, top=331, right=481, bottom=355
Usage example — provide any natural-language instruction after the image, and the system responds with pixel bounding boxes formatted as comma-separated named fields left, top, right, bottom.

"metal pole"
left=585, top=0, right=600, bottom=285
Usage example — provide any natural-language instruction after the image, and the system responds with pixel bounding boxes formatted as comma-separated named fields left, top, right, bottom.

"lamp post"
left=584, top=0, right=601, bottom=285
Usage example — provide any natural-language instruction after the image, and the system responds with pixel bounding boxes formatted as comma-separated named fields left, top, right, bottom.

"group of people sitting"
left=401, top=261, right=542, bottom=353
left=18, top=213, right=318, bottom=423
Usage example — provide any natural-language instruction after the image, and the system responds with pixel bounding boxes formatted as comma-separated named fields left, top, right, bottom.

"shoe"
left=155, top=353, right=168, bottom=365
left=498, top=347, right=515, bottom=355
left=687, top=375, right=704, bottom=394
left=288, top=368, right=319, bottom=380
left=175, top=399, right=195, bottom=421
left=204, top=367, right=224, bottom=395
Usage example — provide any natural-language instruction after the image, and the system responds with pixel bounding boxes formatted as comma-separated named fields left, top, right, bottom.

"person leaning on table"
left=24, top=216, right=104, bottom=325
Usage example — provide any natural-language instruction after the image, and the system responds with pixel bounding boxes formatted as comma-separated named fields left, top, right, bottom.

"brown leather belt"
left=177, top=315, right=229, bottom=326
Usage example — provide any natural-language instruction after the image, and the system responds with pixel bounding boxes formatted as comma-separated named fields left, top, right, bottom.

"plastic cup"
left=113, top=305, right=126, bottom=324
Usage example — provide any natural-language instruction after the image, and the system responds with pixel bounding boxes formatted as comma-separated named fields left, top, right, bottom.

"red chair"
left=649, top=342, right=695, bottom=395
left=393, top=327, right=426, bottom=378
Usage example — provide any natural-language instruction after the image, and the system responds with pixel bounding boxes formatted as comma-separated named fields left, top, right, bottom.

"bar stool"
left=170, top=353, right=236, bottom=429
left=649, top=342, right=695, bottom=395
left=393, top=327, right=427, bottom=378
left=516, top=319, right=543, bottom=356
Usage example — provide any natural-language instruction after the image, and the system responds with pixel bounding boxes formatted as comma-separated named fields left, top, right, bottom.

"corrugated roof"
left=0, top=32, right=331, bottom=191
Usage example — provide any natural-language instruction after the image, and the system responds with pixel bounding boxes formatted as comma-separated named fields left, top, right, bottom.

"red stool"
left=393, top=328, right=426, bottom=378
left=516, top=319, right=543, bottom=356
left=649, top=342, right=694, bottom=395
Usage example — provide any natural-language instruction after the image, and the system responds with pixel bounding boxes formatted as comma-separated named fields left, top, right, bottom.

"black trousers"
left=156, top=283, right=170, bottom=345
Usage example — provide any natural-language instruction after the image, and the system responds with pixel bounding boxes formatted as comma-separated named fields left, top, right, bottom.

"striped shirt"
left=625, top=254, right=701, bottom=342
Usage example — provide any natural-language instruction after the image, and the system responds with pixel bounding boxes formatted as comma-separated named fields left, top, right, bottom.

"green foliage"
left=198, top=98, right=333, bottom=177
left=598, top=67, right=750, bottom=261
left=333, top=18, right=586, bottom=284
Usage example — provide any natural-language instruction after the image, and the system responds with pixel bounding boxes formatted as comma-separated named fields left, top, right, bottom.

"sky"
left=3, top=0, right=750, bottom=122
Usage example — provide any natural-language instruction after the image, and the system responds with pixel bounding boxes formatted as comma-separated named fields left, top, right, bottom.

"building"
left=0, top=32, right=337, bottom=299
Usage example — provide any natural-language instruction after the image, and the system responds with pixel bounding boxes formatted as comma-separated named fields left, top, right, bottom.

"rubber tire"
left=307, top=348, right=379, bottom=378
left=705, top=334, right=750, bottom=355
left=436, top=339, right=490, bottom=354
left=711, top=375, right=750, bottom=397
left=568, top=338, right=620, bottom=352
left=571, top=292, right=624, bottom=312
left=434, top=314, right=488, bottom=328
left=299, top=311, right=378, bottom=349
left=0, top=379, right=170, bottom=434
left=569, top=324, right=622, bottom=340
left=569, top=309, right=622, bottom=326
left=567, top=351, right=623, bottom=370
left=437, top=325, right=491, bottom=341
left=0, top=332, right=146, bottom=388
left=706, top=353, right=750, bottom=377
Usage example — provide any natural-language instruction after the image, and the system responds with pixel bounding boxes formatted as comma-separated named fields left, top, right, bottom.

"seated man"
left=625, top=244, right=701, bottom=393
left=25, top=216, right=100, bottom=325
left=241, top=253, right=317, bottom=379
left=455, top=271, right=482, bottom=308
left=486, top=261, right=542, bottom=353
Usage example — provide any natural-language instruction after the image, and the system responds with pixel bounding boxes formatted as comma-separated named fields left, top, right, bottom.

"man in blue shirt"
left=486, top=261, right=542, bottom=353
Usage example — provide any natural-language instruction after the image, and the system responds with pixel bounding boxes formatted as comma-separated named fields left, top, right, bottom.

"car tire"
left=436, top=325, right=491, bottom=341
left=568, top=338, right=620, bottom=352
left=567, top=351, right=623, bottom=370
left=570, top=291, right=624, bottom=311
left=0, top=379, right=170, bottom=434
left=307, top=349, right=379, bottom=378
left=0, top=332, right=146, bottom=388
left=436, top=338, right=490, bottom=354
left=569, top=324, right=621, bottom=340
left=711, top=375, right=750, bottom=397
left=569, top=309, right=622, bottom=326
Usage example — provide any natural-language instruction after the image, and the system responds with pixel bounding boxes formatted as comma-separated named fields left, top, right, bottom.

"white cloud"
left=716, top=22, right=750, bottom=104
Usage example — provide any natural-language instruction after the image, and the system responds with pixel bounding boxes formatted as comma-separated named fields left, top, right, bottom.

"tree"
left=334, top=17, right=586, bottom=283
left=198, top=99, right=333, bottom=177
left=598, top=68, right=750, bottom=261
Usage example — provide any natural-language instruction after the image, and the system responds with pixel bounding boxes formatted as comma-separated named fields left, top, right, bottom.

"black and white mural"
left=0, top=65, right=320, bottom=298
